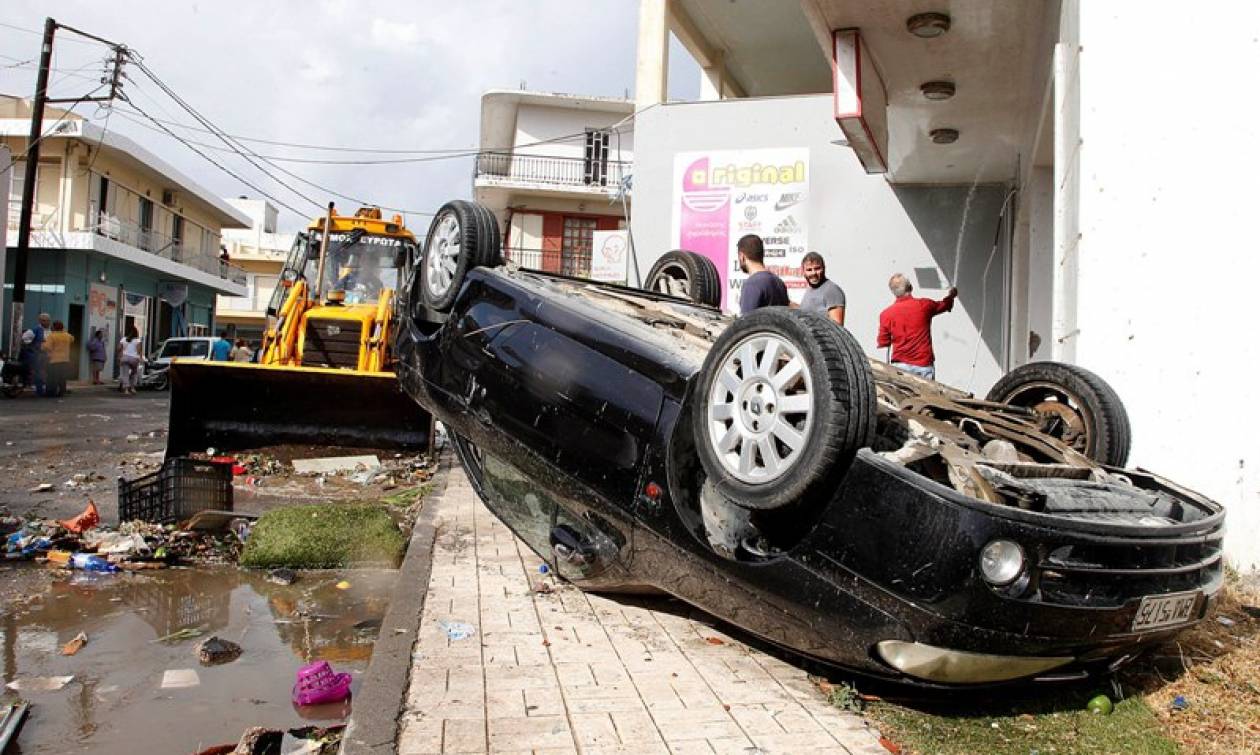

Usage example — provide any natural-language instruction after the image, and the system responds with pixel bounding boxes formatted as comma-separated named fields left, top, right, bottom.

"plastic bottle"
left=70, top=553, right=118, bottom=572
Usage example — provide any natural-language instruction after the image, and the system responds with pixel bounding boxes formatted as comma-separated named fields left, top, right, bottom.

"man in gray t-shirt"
left=798, top=252, right=846, bottom=326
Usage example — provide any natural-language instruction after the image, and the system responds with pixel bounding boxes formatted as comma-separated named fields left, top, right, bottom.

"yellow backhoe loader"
left=165, top=204, right=431, bottom=457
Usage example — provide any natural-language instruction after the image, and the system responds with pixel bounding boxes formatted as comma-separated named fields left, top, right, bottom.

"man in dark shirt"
left=876, top=273, right=957, bottom=380
left=737, top=234, right=789, bottom=314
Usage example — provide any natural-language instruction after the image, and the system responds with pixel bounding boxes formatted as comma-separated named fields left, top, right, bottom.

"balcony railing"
left=475, top=151, right=628, bottom=191
left=5, top=204, right=245, bottom=286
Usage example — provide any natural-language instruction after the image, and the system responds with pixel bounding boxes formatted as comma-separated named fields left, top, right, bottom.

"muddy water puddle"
left=0, top=565, right=397, bottom=753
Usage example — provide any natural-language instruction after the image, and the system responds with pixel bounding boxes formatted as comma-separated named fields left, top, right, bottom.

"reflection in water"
left=0, top=564, right=397, bottom=754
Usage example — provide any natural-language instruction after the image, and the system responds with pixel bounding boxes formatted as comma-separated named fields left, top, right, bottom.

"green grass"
left=380, top=483, right=431, bottom=509
left=861, top=688, right=1177, bottom=755
left=240, top=504, right=406, bottom=568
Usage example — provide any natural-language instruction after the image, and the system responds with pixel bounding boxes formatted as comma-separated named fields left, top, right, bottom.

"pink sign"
left=677, top=157, right=732, bottom=307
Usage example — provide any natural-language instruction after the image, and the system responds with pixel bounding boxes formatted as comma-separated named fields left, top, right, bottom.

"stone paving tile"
left=398, top=464, right=882, bottom=754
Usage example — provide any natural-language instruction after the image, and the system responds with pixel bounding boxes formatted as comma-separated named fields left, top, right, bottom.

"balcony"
left=474, top=151, right=628, bottom=194
left=5, top=200, right=247, bottom=292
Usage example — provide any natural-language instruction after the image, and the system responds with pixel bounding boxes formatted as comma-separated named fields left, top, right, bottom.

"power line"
left=120, top=95, right=314, bottom=218
left=0, top=20, right=108, bottom=46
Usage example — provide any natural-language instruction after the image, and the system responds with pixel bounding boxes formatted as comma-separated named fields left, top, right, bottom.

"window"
left=561, top=217, right=596, bottom=277
left=172, top=214, right=184, bottom=254
left=138, top=197, right=154, bottom=251
left=584, top=129, right=611, bottom=186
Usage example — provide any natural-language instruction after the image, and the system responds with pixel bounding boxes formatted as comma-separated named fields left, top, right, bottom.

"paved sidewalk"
left=398, top=465, right=885, bottom=754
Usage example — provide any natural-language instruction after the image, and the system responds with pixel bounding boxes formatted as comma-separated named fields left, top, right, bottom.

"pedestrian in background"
left=212, top=330, right=232, bottom=361
left=876, top=273, right=957, bottom=381
left=736, top=234, right=789, bottom=314
left=87, top=329, right=107, bottom=385
left=798, top=252, right=846, bottom=326
left=43, top=320, right=75, bottom=398
left=230, top=338, right=253, bottom=363
left=31, top=313, right=50, bottom=396
left=118, top=325, right=144, bottom=395
left=18, top=329, right=38, bottom=386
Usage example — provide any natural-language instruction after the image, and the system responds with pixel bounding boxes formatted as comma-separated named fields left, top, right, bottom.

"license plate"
left=1131, top=591, right=1199, bottom=632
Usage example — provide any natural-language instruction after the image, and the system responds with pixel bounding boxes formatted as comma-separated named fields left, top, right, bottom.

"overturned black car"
left=394, top=200, right=1224, bottom=687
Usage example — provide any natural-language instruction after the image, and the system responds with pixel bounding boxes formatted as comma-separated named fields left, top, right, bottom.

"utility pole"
left=6, top=17, right=55, bottom=358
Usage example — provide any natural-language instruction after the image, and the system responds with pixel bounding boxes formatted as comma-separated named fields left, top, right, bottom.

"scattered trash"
left=161, top=668, right=201, bottom=689
left=1170, top=694, right=1189, bottom=712
left=30, top=483, right=54, bottom=493
left=878, top=735, right=902, bottom=754
left=6, top=675, right=74, bottom=692
left=439, top=621, right=476, bottom=641
left=196, top=636, right=242, bottom=666
left=61, top=632, right=88, bottom=656
left=1216, top=615, right=1237, bottom=627
left=45, top=549, right=72, bottom=566
left=58, top=500, right=101, bottom=533
left=292, top=661, right=352, bottom=706
left=230, top=518, right=252, bottom=543
left=70, top=553, right=118, bottom=572
left=182, top=510, right=255, bottom=533
left=125, top=434, right=140, bottom=442
left=84, top=531, right=148, bottom=556
left=291, top=455, right=381, bottom=475
left=704, top=637, right=725, bottom=646
left=531, top=581, right=552, bottom=594
left=154, top=627, right=205, bottom=644
left=538, top=563, right=550, bottom=574
left=335, top=580, right=351, bottom=590
left=1087, top=694, right=1113, bottom=715
left=267, top=568, right=298, bottom=586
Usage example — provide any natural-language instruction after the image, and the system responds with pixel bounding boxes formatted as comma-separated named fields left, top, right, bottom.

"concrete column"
left=699, top=51, right=724, bottom=100
left=635, top=0, right=669, bottom=110
left=1050, top=37, right=1079, bottom=365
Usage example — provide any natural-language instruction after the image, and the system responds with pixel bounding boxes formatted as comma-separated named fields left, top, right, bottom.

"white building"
left=475, top=90, right=633, bottom=278
left=631, top=0, right=1260, bottom=571
left=215, top=197, right=294, bottom=343
left=2, top=95, right=249, bottom=379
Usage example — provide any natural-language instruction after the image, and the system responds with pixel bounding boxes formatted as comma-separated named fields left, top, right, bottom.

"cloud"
left=0, top=0, right=699, bottom=231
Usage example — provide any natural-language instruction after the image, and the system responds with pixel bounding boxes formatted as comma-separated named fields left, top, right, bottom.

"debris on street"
left=292, top=661, right=352, bottom=706
left=5, top=676, right=74, bottom=693
left=60, top=632, right=88, bottom=656
left=160, top=668, right=201, bottom=689
left=291, top=455, right=381, bottom=475
left=196, top=636, right=242, bottom=666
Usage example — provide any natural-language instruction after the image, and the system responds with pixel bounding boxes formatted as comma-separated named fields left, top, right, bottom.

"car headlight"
left=979, top=539, right=1025, bottom=585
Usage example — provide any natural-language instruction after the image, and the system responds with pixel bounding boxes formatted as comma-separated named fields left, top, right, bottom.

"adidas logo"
left=774, top=215, right=801, bottom=234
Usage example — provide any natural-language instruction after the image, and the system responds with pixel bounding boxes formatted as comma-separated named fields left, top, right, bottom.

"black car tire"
left=419, top=200, right=501, bottom=312
left=645, top=250, right=721, bottom=307
left=692, top=308, right=875, bottom=510
left=986, top=361, right=1131, bottom=467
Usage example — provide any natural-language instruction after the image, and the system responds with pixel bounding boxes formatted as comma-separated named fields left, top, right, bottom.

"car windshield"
left=315, top=232, right=411, bottom=304
left=157, top=340, right=209, bottom=359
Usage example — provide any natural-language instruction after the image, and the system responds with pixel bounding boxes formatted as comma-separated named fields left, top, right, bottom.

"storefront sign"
left=671, top=148, right=810, bottom=311
left=590, top=230, right=629, bottom=284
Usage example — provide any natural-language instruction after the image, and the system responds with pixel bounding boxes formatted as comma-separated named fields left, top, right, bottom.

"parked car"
left=140, top=336, right=217, bottom=391
left=393, top=200, right=1225, bottom=687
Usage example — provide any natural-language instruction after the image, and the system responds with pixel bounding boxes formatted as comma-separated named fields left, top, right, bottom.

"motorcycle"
left=1, top=356, right=30, bottom=398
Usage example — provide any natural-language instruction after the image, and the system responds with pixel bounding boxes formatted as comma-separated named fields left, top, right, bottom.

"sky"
left=1, top=1, right=699, bottom=231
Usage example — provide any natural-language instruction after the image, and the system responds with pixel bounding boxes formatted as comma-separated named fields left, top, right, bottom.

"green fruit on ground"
left=1087, top=694, right=1113, bottom=715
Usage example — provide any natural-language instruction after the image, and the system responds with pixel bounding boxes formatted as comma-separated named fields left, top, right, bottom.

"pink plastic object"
left=292, top=661, right=352, bottom=706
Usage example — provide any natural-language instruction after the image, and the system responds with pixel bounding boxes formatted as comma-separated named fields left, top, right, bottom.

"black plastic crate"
left=117, top=457, right=233, bottom=524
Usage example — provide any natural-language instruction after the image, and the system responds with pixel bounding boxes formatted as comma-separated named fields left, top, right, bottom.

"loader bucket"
left=165, top=361, right=431, bottom=458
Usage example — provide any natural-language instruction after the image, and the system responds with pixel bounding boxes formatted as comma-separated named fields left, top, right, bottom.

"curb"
left=341, top=447, right=452, bottom=755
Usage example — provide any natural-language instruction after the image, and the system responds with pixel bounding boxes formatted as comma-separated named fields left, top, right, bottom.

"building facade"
left=214, top=197, right=293, bottom=344
left=475, top=91, right=633, bottom=279
left=2, top=95, right=249, bottom=379
left=631, top=0, right=1260, bottom=570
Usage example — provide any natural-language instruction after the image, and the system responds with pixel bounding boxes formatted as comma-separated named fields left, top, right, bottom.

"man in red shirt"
left=876, top=273, right=957, bottom=380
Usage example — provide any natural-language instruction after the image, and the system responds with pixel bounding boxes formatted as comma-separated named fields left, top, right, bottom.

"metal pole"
left=7, top=17, right=56, bottom=358
left=313, top=202, right=334, bottom=302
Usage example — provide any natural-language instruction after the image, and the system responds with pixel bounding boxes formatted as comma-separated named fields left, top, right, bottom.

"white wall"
left=631, top=95, right=1010, bottom=394
left=1067, top=4, right=1260, bottom=570
left=513, top=105, right=635, bottom=161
